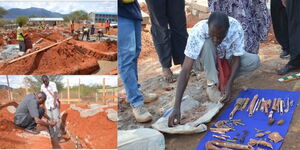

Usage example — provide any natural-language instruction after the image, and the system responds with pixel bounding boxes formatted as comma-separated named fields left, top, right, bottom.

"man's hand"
left=220, top=83, right=231, bottom=103
left=168, top=108, right=181, bottom=127
left=49, top=120, right=57, bottom=126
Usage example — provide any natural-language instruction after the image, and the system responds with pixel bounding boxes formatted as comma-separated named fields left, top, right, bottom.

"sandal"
left=163, top=68, right=177, bottom=83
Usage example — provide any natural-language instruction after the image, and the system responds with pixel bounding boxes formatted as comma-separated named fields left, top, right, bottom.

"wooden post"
left=78, top=79, right=81, bottom=99
left=67, top=79, right=70, bottom=104
left=6, top=75, right=12, bottom=101
left=102, top=78, right=106, bottom=104
left=96, top=92, right=98, bottom=102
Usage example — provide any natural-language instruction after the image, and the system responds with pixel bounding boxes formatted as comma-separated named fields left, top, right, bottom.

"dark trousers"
left=145, top=0, right=188, bottom=68
left=271, top=0, right=300, bottom=66
left=14, top=106, right=45, bottom=130
left=271, top=0, right=289, bottom=51
left=82, top=32, right=90, bottom=41
left=286, top=0, right=300, bottom=66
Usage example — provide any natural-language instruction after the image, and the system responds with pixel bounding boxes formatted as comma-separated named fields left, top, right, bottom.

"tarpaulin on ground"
left=196, top=89, right=300, bottom=150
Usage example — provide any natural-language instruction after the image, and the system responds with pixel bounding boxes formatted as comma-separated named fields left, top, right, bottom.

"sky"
left=0, top=0, right=117, bottom=14
left=0, top=75, right=118, bottom=88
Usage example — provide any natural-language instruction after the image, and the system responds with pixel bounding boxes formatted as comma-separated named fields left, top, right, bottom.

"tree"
left=15, top=16, right=29, bottom=25
left=24, top=75, right=64, bottom=93
left=68, top=10, right=89, bottom=22
left=0, top=7, right=7, bottom=18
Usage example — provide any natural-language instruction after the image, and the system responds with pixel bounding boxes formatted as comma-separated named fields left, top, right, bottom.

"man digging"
left=14, top=92, right=57, bottom=134
left=41, top=75, right=66, bottom=143
left=168, top=12, right=260, bottom=127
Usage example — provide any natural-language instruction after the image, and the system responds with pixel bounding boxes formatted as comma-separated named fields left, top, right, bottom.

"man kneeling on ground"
left=168, top=12, right=260, bottom=127
left=14, top=92, right=56, bottom=134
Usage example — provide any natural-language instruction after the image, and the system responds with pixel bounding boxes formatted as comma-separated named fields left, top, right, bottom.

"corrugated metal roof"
left=90, top=12, right=117, bottom=15
left=29, top=18, right=64, bottom=21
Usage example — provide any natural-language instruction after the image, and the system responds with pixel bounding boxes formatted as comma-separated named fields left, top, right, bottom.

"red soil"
left=64, top=105, right=117, bottom=149
left=0, top=40, right=100, bottom=75
left=0, top=107, right=52, bottom=149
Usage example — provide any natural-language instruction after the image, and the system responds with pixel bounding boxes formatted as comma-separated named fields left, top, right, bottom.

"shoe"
left=277, top=64, right=296, bottom=75
left=139, top=89, right=158, bottom=103
left=280, top=51, right=289, bottom=58
left=132, top=105, right=153, bottom=123
left=206, top=84, right=222, bottom=102
left=25, top=128, right=40, bottom=134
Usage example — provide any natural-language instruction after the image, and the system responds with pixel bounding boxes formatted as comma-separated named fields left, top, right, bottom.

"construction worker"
left=14, top=92, right=57, bottom=134
left=90, top=24, right=95, bottom=35
left=168, top=12, right=260, bottom=127
left=105, top=19, right=110, bottom=34
left=71, top=21, right=75, bottom=35
left=82, top=26, right=90, bottom=41
left=17, top=22, right=25, bottom=53
left=40, top=75, right=64, bottom=142
left=98, top=28, right=104, bottom=40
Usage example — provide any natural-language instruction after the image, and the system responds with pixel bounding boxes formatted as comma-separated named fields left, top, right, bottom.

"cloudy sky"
left=0, top=0, right=117, bottom=14
left=0, top=75, right=118, bottom=88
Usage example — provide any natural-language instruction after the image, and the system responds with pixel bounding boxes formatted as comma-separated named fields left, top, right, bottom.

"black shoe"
left=24, top=128, right=40, bottom=134
left=280, top=51, right=289, bottom=58
left=277, top=65, right=296, bottom=75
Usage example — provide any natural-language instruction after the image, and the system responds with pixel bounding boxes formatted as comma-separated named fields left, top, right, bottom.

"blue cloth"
left=118, top=16, right=143, bottom=108
left=196, top=89, right=300, bottom=150
left=118, top=0, right=142, bottom=21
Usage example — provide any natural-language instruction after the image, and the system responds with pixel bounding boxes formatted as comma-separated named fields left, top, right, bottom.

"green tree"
left=15, top=16, right=29, bottom=25
left=24, top=75, right=64, bottom=93
left=0, top=7, right=7, bottom=18
left=68, top=10, right=89, bottom=22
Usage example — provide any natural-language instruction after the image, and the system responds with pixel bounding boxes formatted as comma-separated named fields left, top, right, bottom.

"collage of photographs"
left=0, top=0, right=300, bottom=149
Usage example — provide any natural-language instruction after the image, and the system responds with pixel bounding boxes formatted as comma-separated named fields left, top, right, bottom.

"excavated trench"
left=0, top=102, right=117, bottom=149
left=0, top=30, right=117, bottom=75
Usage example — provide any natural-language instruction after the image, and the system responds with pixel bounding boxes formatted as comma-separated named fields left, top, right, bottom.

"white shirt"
left=41, top=81, right=58, bottom=110
left=184, top=17, right=245, bottom=60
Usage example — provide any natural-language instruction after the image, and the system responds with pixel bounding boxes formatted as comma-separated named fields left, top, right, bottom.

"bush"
left=15, top=16, right=29, bottom=26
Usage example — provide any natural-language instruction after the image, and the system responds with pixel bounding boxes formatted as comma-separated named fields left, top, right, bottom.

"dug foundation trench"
left=0, top=29, right=117, bottom=75
left=0, top=102, right=117, bottom=149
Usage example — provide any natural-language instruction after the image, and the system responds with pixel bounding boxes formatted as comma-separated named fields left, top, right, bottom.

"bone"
left=277, top=98, right=281, bottom=112
left=280, top=99, right=284, bottom=115
left=284, top=98, right=290, bottom=113
left=256, top=99, right=262, bottom=112
left=229, top=98, right=244, bottom=119
left=253, top=99, right=260, bottom=114
left=272, top=98, right=277, bottom=111
left=248, top=95, right=259, bottom=116
left=207, top=140, right=254, bottom=150
left=213, top=135, right=227, bottom=140
left=260, top=99, right=265, bottom=112
left=241, top=98, right=250, bottom=110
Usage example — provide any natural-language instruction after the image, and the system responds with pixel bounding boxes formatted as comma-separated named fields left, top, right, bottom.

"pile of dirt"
left=64, top=105, right=117, bottom=149
left=0, top=39, right=99, bottom=75
left=74, top=40, right=117, bottom=61
left=0, top=107, right=52, bottom=149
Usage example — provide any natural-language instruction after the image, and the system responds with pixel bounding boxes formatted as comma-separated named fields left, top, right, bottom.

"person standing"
left=40, top=75, right=64, bottom=142
left=272, top=0, right=300, bottom=75
left=145, top=0, right=188, bottom=83
left=118, top=0, right=158, bottom=123
left=17, top=22, right=25, bottom=53
left=71, top=21, right=75, bottom=35
left=208, top=0, right=271, bottom=54
left=105, top=19, right=110, bottom=34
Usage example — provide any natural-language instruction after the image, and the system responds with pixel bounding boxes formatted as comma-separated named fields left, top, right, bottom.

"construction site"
left=118, top=1, right=300, bottom=150
left=0, top=3, right=117, bottom=75
left=0, top=75, right=118, bottom=149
